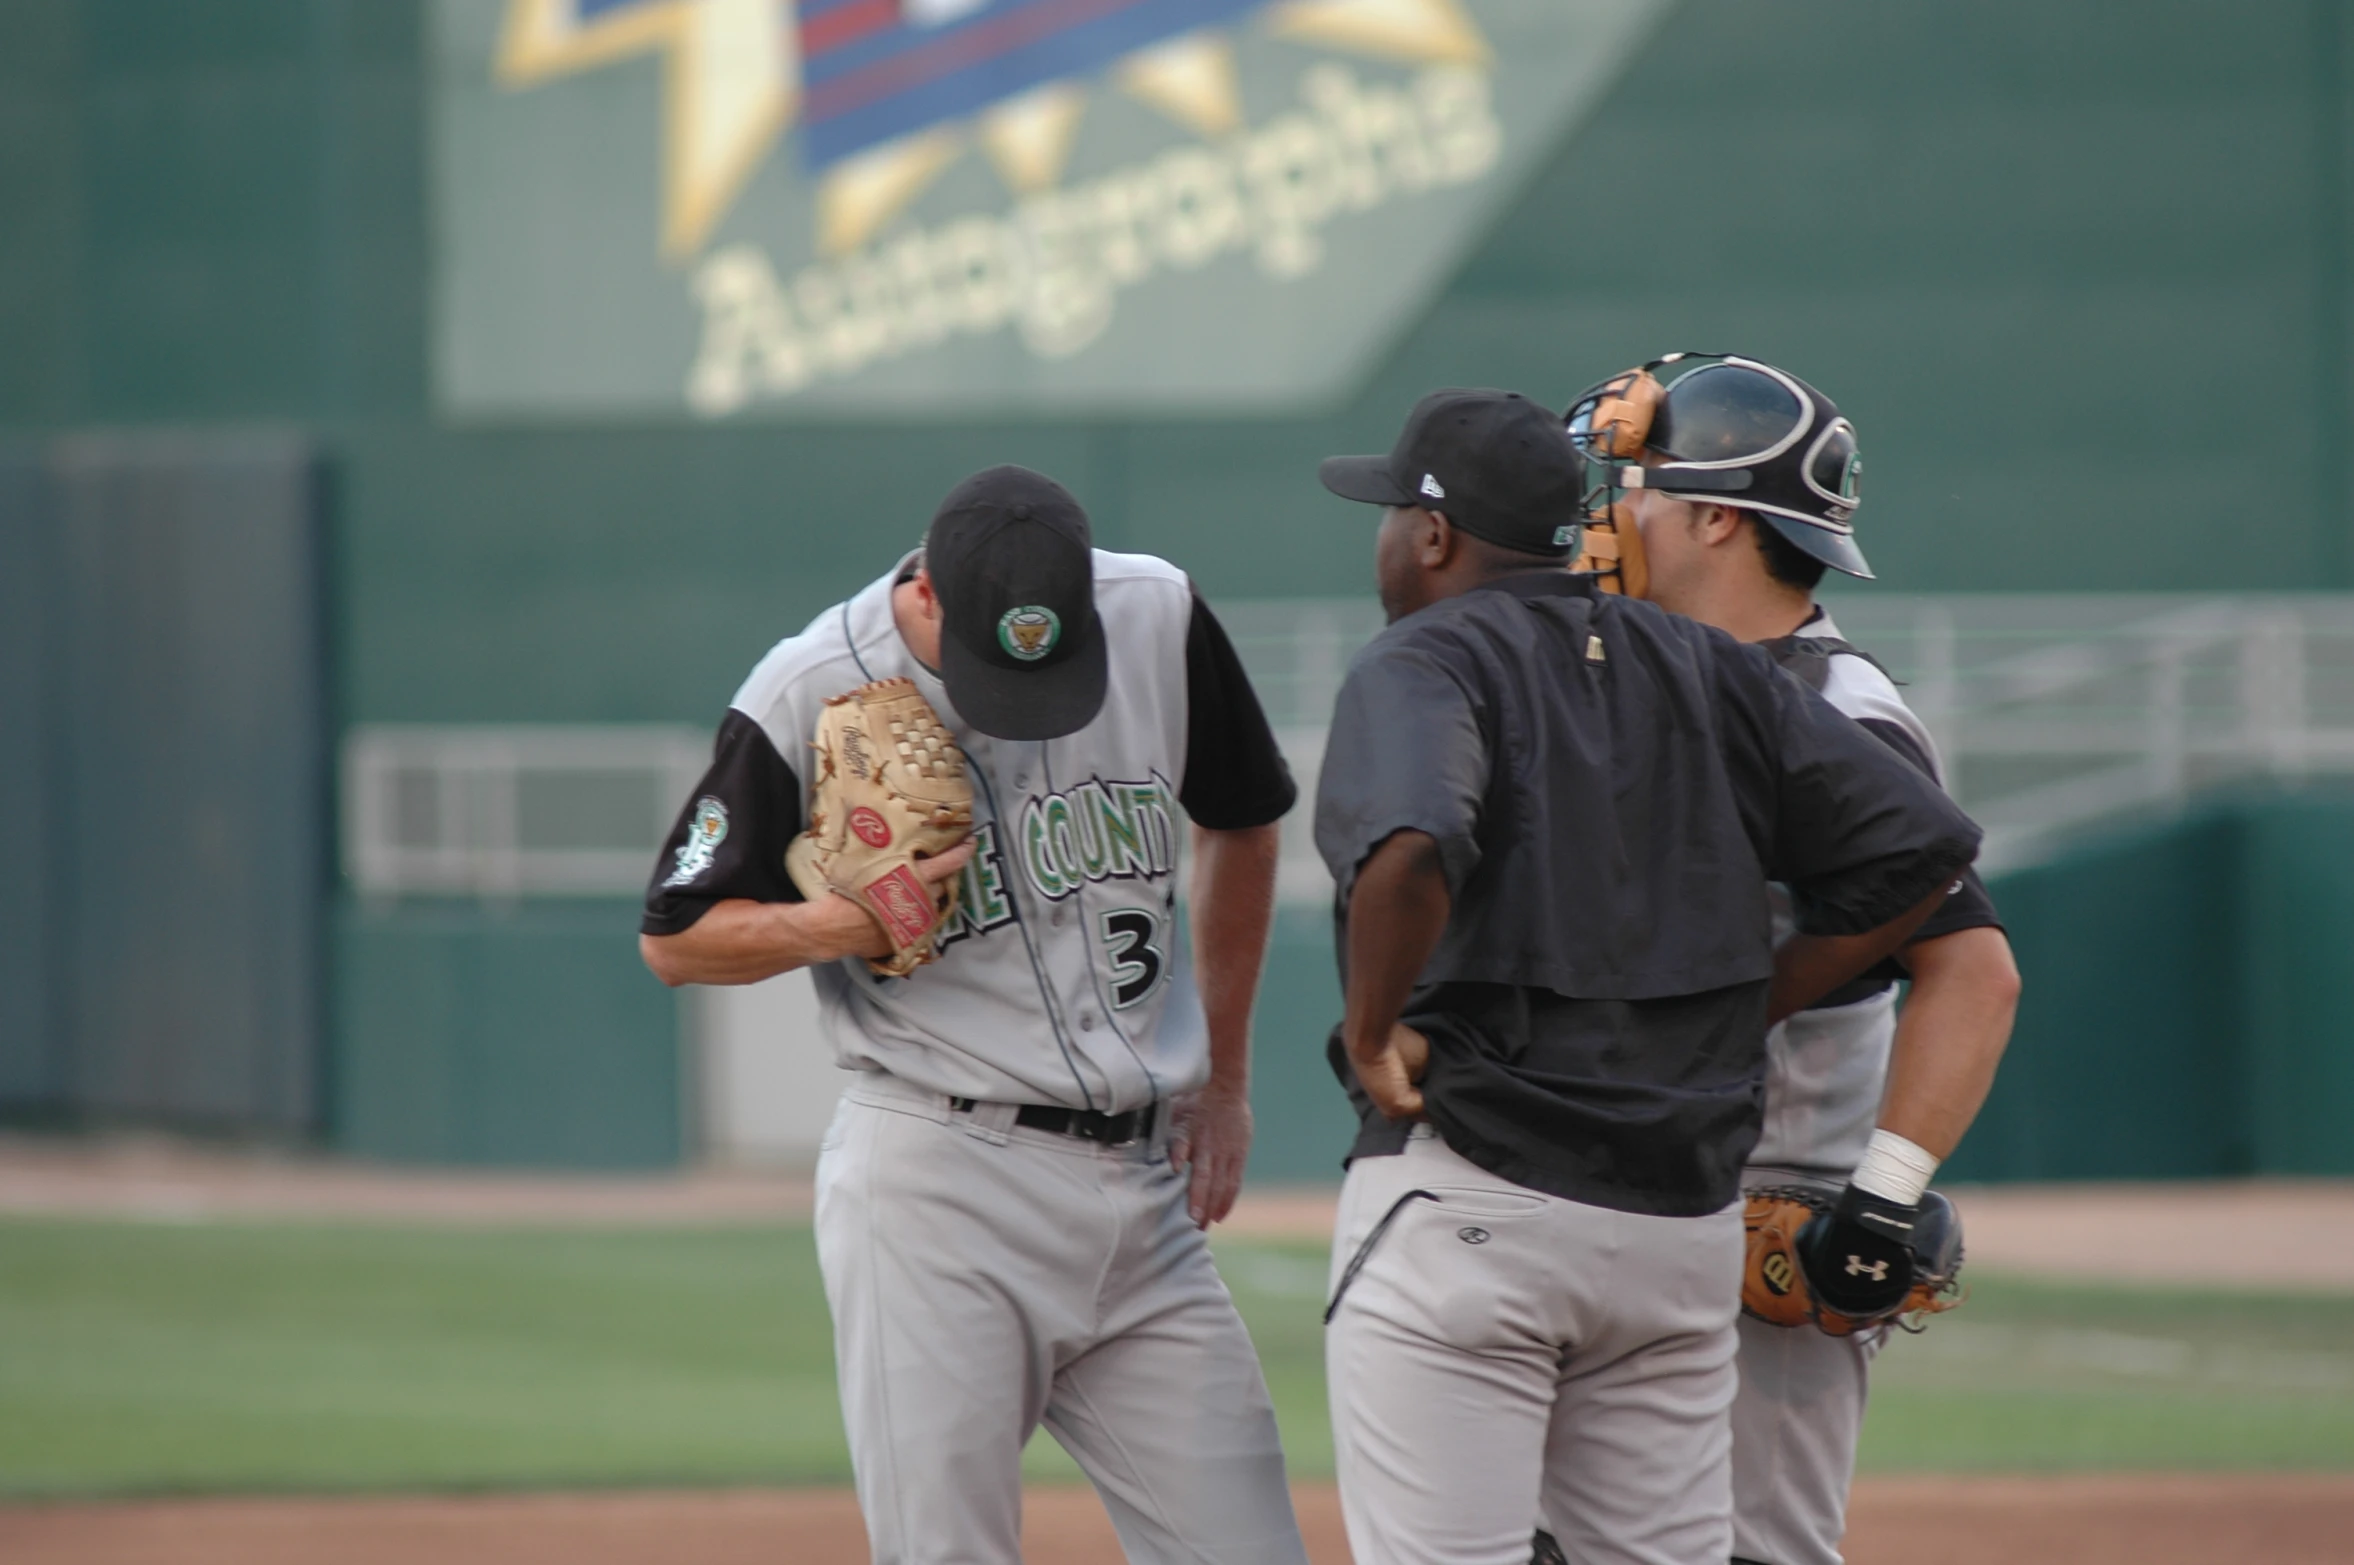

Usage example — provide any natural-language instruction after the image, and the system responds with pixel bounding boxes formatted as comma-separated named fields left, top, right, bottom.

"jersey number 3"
left=1098, top=909, right=1166, bottom=1010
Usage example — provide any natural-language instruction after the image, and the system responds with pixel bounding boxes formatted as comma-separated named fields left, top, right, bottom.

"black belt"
left=950, top=1097, right=1158, bottom=1146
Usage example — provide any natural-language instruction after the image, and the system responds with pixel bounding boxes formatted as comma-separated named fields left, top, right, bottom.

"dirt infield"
left=7, top=1133, right=2354, bottom=1290
left=7, top=1477, right=2354, bottom=1565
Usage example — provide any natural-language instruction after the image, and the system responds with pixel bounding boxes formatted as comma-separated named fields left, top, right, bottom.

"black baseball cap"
left=1320, top=388, right=1587, bottom=555
left=925, top=465, right=1107, bottom=741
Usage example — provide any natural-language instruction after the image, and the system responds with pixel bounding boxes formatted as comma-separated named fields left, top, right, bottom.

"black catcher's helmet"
left=1565, top=354, right=1871, bottom=581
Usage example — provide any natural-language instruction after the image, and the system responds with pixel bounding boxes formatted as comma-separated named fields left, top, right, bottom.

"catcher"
left=1565, top=354, right=2021, bottom=1565
left=639, top=465, right=1306, bottom=1565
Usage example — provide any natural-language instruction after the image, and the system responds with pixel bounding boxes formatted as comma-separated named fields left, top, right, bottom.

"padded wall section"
left=1948, top=788, right=2354, bottom=1182
left=0, top=451, right=63, bottom=1114
left=332, top=901, right=682, bottom=1169
left=42, top=433, right=328, bottom=1134
left=1246, top=907, right=1360, bottom=1184
left=1948, top=810, right=2248, bottom=1181
left=2238, top=795, right=2354, bottom=1174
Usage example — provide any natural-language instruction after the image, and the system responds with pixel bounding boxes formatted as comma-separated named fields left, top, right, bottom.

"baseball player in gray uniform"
left=1578, top=355, right=2021, bottom=1565
left=1311, top=389, right=1986, bottom=1565
left=639, top=465, right=1307, bottom=1565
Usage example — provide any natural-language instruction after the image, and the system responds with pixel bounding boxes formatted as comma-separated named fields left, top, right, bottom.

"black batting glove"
left=1796, top=1184, right=1919, bottom=1317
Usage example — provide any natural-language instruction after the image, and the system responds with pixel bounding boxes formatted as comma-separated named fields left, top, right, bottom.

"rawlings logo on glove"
left=786, top=677, right=976, bottom=977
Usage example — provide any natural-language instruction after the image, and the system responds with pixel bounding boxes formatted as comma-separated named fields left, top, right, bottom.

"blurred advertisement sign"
left=432, top=0, right=1665, bottom=418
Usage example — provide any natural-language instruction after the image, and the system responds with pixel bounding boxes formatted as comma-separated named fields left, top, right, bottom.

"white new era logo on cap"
left=1420, top=474, right=1446, bottom=500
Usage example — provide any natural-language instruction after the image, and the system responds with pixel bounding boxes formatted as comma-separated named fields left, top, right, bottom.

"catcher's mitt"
left=1743, top=1185, right=1964, bottom=1337
left=786, top=677, right=975, bottom=977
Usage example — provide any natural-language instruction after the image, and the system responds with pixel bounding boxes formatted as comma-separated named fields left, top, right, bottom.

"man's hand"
left=1347, top=1023, right=1430, bottom=1122
left=1795, top=1184, right=1922, bottom=1318
left=819, top=841, right=975, bottom=962
left=1169, top=1081, right=1254, bottom=1229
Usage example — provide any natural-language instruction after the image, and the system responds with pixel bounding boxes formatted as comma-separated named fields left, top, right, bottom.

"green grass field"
left=3, top=1218, right=2351, bottom=1499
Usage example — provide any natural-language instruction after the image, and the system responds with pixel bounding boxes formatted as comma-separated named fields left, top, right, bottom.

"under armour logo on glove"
left=1845, top=1255, right=1890, bottom=1282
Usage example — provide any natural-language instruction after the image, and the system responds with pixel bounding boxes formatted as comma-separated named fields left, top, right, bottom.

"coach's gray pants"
left=1729, top=1311, right=1883, bottom=1565
left=1325, top=1127, right=1744, bottom=1565
left=814, top=1074, right=1307, bottom=1565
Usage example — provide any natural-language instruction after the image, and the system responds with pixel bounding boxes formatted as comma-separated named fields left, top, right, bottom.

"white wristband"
left=1851, top=1129, right=1940, bottom=1206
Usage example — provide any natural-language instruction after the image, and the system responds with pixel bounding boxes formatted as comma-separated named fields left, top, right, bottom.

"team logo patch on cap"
left=997, top=605, right=1061, bottom=662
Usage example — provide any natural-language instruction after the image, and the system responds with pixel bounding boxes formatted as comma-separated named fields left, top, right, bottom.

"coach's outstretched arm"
left=639, top=844, right=974, bottom=987
left=1175, top=819, right=1282, bottom=1228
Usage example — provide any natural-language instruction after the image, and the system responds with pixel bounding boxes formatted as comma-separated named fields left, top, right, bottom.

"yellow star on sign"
left=498, top=0, right=796, bottom=260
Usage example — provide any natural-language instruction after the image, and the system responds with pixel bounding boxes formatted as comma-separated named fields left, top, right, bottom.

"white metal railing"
left=1227, top=593, right=2354, bottom=888
left=1809, top=595, right=2354, bottom=873
left=342, top=726, right=707, bottom=898
left=342, top=596, right=2354, bottom=901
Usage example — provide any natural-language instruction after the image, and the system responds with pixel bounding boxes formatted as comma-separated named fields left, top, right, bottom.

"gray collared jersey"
left=1747, top=609, right=1997, bottom=1185
left=644, top=548, right=1295, bottom=1115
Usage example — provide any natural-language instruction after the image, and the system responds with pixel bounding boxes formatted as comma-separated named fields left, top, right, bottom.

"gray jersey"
left=1745, top=610, right=1943, bottom=1185
left=703, top=550, right=1213, bottom=1113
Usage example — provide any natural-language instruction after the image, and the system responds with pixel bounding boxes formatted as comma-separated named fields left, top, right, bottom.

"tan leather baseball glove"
left=786, top=677, right=975, bottom=977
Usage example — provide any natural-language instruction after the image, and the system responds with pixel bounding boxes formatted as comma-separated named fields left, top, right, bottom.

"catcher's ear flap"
left=1584, top=367, right=1665, bottom=459
left=1570, top=499, right=1650, bottom=599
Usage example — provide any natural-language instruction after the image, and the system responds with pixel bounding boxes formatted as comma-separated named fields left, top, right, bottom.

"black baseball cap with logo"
left=925, top=465, right=1107, bottom=741
left=1320, top=388, right=1587, bottom=555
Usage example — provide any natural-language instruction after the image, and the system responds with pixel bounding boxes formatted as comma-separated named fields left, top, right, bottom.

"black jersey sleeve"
left=1178, top=587, right=1299, bottom=831
left=1313, top=637, right=1491, bottom=900
left=1748, top=658, right=1982, bottom=937
left=1853, top=716, right=2003, bottom=943
left=640, top=709, right=805, bottom=936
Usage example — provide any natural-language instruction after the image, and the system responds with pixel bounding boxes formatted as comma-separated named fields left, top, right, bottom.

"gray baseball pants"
left=1325, top=1125, right=1744, bottom=1565
left=813, top=1073, right=1308, bottom=1565
left=1729, top=1312, right=1883, bottom=1565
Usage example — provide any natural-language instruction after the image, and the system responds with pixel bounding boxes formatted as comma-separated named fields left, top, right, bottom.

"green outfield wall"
left=10, top=2, right=2354, bottom=1174
left=1951, top=788, right=2354, bottom=1184
left=319, top=793, right=2354, bottom=1181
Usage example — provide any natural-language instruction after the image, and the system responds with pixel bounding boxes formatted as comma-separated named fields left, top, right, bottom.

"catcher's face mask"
left=1562, top=354, right=1872, bottom=592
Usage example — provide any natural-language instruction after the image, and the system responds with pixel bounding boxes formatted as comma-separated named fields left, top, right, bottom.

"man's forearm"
left=640, top=896, right=874, bottom=987
left=1189, top=822, right=1281, bottom=1093
left=1878, top=926, right=2019, bottom=1159
left=1767, top=882, right=1953, bottom=1026
left=1342, top=831, right=1452, bottom=1052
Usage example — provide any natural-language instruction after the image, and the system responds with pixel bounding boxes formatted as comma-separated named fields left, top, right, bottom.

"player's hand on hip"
left=1348, top=1023, right=1429, bottom=1122
left=1169, top=1080, right=1253, bottom=1229
left=807, top=839, right=976, bottom=962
